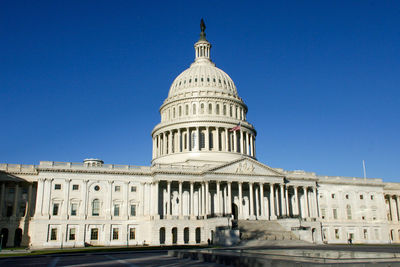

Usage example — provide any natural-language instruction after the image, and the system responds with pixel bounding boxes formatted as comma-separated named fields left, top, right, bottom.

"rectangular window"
left=91, top=228, right=98, bottom=240
left=54, top=184, right=61, bottom=190
left=53, top=203, right=59, bottom=216
left=92, top=200, right=100, bottom=216
left=335, top=229, right=339, bottom=239
left=71, top=203, right=78, bottom=216
left=72, top=184, right=79, bottom=190
left=333, top=208, right=338, bottom=219
left=360, top=195, right=364, bottom=200
left=363, top=229, right=368, bottom=239
left=114, top=204, right=120, bottom=216
left=131, top=186, right=136, bottom=192
left=321, top=208, right=326, bottom=219
left=129, top=228, right=136, bottom=240
left=130, top=204, right=136, bottom=216
left=331, top=194, right=335, bottom=199
left=115, top=186, right=121, bottom=192
left=371, top=195, right=374, bottom=200
left=50, top=228, right=57, bottom=240
left=112, top=228, right=119, bottom=240
left=69, top=228, right=76, bottom=240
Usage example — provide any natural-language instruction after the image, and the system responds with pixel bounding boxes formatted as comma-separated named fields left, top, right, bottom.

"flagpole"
left=362, top=160, right=367, bottom=181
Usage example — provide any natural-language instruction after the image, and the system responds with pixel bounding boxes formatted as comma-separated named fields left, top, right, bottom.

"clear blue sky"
left=1, top=1, right=399, bottom=181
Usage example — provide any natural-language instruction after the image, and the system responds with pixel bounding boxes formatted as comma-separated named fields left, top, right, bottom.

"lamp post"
left=0, top=234, right=3, bottom=252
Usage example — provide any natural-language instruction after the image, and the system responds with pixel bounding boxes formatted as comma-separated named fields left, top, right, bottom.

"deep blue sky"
left=1, top=1, right=399, bottom=181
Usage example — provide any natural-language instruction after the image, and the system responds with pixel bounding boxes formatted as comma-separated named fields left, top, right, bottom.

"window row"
left=173, top=76, right=235, bottom=91
left=50, top=227, right=136, bottom=241
left=52, top=184, right=137, bottom=193
left=321, top=193, right=375, bottom=201
left=320, top=206, right=377, bottom=221
left=161, top=102, right=246, bottom=122
left=51, top=201, right=138, bottom=217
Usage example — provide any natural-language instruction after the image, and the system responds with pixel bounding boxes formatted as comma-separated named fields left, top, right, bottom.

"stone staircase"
left=237, top=220, right=300, bottom=241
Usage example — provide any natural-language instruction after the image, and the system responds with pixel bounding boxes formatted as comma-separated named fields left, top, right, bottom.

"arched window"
left=193, top=103, right=197, bottom=115
left=92, top=199, right=100, bottom=216
left=230, top=105, right=233, bottom=117
left=185, top=104, right=189, bottom=116
left=208, top=103, right=212, bottom=114
left=223, top=105, right=226, bottom=115
left=216, top=104, right=220, bottom=115
left=179, top=106, right=182, bottom=117
left=200, top=103, right=204, bottom=114
left=346, top=205, right=352, bottom=220
left=173, top=108, right=176, bottom=118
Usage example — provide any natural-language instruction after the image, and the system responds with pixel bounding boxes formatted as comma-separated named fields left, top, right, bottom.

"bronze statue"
left=200, top=18, right=206, bottom=33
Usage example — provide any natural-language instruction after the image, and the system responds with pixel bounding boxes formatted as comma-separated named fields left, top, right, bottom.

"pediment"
left=206, top=158, right=284, bottom=177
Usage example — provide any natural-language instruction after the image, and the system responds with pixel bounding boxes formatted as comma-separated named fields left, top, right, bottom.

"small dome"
left=168, top=62, right=238, bottom=98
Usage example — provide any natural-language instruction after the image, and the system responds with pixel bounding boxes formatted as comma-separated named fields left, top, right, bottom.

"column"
left=44, top=179, right=53, bottom=217
left=163, top=132, right=167, bottom=155
left=154, top=181, right=159, bottom=218
left=62, top=179, right=71, bottom=219
left=205, top=127, right=210, bottom=151
left=108, top=181, right=113, bottom=219
left=167, top=181, right=171, bottom=218
left=205, top=181, right=209, bottom=216
left=190, top=182, right=194, bottom=217
left=186, top=127, right=190, bottom=151
left=255, top=185, right=259, bottom=218
left=294, top=186, right=299, bottom=216
left=313, top=187, right=318, bottom=218
left=168, top=131, right=173, bottom=154
left=26, top=183, right=33, bottom=217
left=279, top=184, right=285, bottom=216
left=270, top=184, right=276, bottom=219
left=216, top=181, right=220, bottom=215
left=304, top=187, right=310, bottom=218
left=12, top=183, right=19, bottom=217
left=250, top=134, right=254, bottom=156
left=396, top=196, right=400, bottom=222
left=157, top=134, right=161, bottom=156
left=0, top=183, right=5, bottom=217
left=179, top=181, right=183, bottom=218
left=285, top=186, right=290, bottom=216
left=260, top=183, right=264, bottom=218
left=227, top=182, right=232, bottom=214
left=233, top=130, right=237, bottom=152
left=225, top=128, right=229, bottom=152
left=201, top=183, right=205, bottom=216
left=249, top=183, right=254, bottom=219
left=246, top=132, right=249, bottom=155
left=391, top=197, right=398, bottom=221
left=240, top=130, right=244, bottom=153
left=83, top=180, right=89, bottom=218
left=178, top=129, right=182, bottom=152
left=253, top=135, right=256, bottom=157
left=216, top=128, right=220, bottom=151
left=196, top=127, right=200, bottom=151
left=152, top=137, right=155, bottom=158
left=238, top=182, right=243, bottom=219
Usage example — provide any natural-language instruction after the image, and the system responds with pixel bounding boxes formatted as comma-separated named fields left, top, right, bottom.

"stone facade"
left=0, top=23, right=398, bottom=248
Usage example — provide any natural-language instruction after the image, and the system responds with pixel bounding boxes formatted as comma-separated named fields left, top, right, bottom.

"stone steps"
left=238, top=220, right=299, bottom=241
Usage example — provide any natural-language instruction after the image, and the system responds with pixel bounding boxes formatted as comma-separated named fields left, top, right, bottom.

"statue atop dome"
left=200, top=18, right=206, bottom=33
left=199, top=18, right=207, bottom=41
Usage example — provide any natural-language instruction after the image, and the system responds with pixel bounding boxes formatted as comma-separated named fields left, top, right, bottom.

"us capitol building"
left=1, top=22, right=399, bottom=249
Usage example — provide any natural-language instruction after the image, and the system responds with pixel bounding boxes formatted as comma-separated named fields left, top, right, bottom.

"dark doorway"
left=14, top=228, right=22, bottom=247
left=172, top=227, right=177, bottom=244
left=1, top=228, right=9, bottom=248
left=232, top=203, right=238, bottom=220
left=159, top=227, right=165, bottom=245
left=183, top=227, right=189, bottom=244
left=195, top=227, right=201, bottom=244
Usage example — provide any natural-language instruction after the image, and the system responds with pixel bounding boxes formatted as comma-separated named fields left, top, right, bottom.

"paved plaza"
left=2, top=245, right=400, bottom=266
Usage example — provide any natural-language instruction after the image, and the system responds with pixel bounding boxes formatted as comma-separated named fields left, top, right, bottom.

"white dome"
left=168, top=62, right=238, bottom=98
